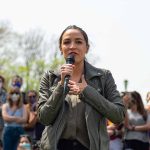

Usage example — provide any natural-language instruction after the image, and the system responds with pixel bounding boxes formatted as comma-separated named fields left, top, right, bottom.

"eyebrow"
left=63, top=38, right=84, bottom=41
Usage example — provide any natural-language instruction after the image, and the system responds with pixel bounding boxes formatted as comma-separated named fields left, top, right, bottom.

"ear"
left=86, top=45, right=89, bottom=53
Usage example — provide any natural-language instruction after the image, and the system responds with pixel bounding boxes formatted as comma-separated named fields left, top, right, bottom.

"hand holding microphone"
left=60, top=54, right=75, bottom=94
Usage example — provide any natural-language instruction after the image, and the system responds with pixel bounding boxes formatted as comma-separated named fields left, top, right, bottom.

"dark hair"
left=0, top=75, right=5, bottom=83
left=146, top=91, right=150, bottom=100
left=120, top=91, right=130, bottom=98
left=27, top=90, right=38, bottom=97
left=19, top=134, right=32, bottom=143
left=131, top=91, right=147, bottom=121
left=59, top=25, right=89, bottom=50
left=12, top=75, right=23, bottom=84
left=26, top=90, right=38, bottom=103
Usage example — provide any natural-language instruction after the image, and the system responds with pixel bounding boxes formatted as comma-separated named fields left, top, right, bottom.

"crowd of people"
left=0, top=75, right=44, bottom=150
left=1, top=75, right=149, bottom=150
left=0, top=69, right=150, bottom=150
left=107, top=91, right=150, bottom=150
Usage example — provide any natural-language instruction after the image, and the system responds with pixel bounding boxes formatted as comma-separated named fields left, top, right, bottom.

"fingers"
left=68, top=80, right=80, bottom=95
left=60, top=64, right=74, bottom=84
left=67, top=75, right=87, bottom=95
left=61, top=64, right=74, bottom=77
left=61, top=65, right=73, bottom=75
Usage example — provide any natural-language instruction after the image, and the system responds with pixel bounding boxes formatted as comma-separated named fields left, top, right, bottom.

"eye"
left=76, top=40, right=82, bottom=44
left=63, top=40, right=70, bottom=45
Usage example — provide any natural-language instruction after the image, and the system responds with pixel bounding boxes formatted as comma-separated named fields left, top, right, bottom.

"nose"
left=69, top=41, right=76, bottom=49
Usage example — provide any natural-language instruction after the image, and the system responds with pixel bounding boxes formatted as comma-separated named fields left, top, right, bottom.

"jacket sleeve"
left=80, top=70, right=126, bottom=124
left=37, top=71, right=64, bottom=126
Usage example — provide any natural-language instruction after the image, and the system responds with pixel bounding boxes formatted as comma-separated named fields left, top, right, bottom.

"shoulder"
left=22, top=104, right=28, bottom=112
left=41, top=70, right=58, bottom=81
left=1, top=88, right=7, bottom=94
left=85, top=60, right=110, bottom=73
left=2, top=103, right=8, bottom=110
left=40, top=70, right=60, bottom=90
left=87, top=62, right=111, bottom=76
left=24, top=104, right=30, bottom=110
left=97, top=67, right=111, bottom=76
left=92, top=64, right=111, bottom=76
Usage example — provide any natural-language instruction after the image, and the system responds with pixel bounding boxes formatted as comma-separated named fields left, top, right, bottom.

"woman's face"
left=11, top=90, right=20, bottom=103
left=28, top=92, right=36, bottom=105
left=19, top=136, right=30, bottom=144
left=60, top=29, right=88, bottom=64
left=128, top=100, right=136, bottom=109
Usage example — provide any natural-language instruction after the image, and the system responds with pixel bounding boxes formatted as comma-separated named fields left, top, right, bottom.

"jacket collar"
left=84, top=61, right=103, bottom=80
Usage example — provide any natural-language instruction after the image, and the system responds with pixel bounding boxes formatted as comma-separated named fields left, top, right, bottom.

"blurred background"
left=0, top=0, right=150, bottom=104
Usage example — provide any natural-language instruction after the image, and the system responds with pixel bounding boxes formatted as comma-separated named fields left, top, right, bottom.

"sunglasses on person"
left=11, top=92, right=20, bottom=95
left=28, top=95, right=36, bottom=98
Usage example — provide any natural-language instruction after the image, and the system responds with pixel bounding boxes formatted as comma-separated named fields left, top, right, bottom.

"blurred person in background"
left=24, top=90, right=44, bottom=149
left=123, top=91, right=150, bottom=150
left=17, top=134, right=32, bottom=150
left=107, top=120, right=124, bottom=150
left=120, top=91, right=131, bottom=109
left=2, top=86, right=28, bottom=150
left=145, top=91, right=150, bottom=112
left=107, top=92, right=128, bottom=150
left=0, top=75, right=7, bottom=104
left=24, top=90, right=38, bottom=139
left=0, top=75, right=7, bottom=140
left=11, top=75, right=26, bottom=104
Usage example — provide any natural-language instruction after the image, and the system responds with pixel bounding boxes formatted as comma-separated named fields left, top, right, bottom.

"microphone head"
left=66, top=54, right=75, bottom=64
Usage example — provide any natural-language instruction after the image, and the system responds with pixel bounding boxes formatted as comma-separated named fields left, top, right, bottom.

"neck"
left=71, top=61, right=84, bottom=82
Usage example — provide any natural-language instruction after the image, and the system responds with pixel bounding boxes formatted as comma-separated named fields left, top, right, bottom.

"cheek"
left=60, top=49, right=68, bottom=59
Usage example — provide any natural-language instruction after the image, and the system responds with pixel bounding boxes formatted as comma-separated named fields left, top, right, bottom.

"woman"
left=17, top=134, right=32, bottom=150
left=24, top=90, right=45, bottom=146
left=24, top=90, right=38, bottom=139
left=145, top=91, right=150, bottom=112
left=107, top=120, right=124, bottom=150
left=0, top=75, right=7, bottom=139
left=37, top=25, right=126, bottom=150
left=123, top=91, right=150, bottom=150
left=2, top=86, right=28, bottom=150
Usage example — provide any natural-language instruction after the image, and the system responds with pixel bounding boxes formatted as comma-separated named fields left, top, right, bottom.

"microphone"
left=63, top=54, right=75, bottom=94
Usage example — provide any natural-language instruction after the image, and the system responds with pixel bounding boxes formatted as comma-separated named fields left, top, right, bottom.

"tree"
left=18, top=28, right=63, bottom=91
left=0, top=21, right=63, bottom=91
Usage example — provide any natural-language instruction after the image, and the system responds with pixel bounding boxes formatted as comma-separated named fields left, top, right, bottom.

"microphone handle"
left=63, top=75, right=70, bottom=95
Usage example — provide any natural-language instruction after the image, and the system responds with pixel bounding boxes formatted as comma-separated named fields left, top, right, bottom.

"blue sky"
left=0, top=0, right=150, bottom=102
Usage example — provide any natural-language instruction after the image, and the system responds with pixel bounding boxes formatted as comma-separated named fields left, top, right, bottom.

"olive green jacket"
left=37, top=61, right=126, bottom=150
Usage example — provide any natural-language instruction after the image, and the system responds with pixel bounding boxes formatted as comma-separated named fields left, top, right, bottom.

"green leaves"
left=0, top=22, right=63, bottom=92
